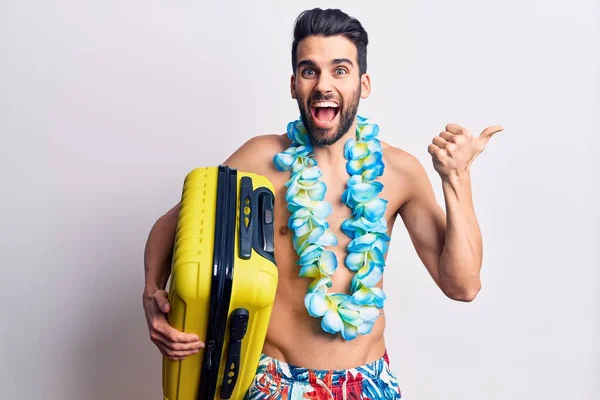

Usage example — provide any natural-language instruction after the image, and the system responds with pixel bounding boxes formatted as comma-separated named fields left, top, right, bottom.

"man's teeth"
left=313, top=101, right=338, bottom=108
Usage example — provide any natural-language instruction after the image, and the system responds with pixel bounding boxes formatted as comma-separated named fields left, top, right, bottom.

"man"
left=143, top=8, right=502, bottom=399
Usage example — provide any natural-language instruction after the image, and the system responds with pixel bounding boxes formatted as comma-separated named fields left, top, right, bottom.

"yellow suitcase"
left=163, top=165, right=278, bottom=400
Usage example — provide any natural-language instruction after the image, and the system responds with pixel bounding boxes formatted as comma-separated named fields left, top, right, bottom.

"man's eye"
left=302, top=69, right=315, bottom=77
left=335, top=68, right=347, bottom=75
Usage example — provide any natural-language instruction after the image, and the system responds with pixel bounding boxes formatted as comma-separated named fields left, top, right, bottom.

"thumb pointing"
left=479, top=125, right=504, bottom=140
left=478, top=125, right=504, bottom=148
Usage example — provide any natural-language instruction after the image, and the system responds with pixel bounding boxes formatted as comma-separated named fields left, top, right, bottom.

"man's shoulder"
left=244, top=133, right=290, bottom=151
left=381, top=142, right=424, bottom=177
left=380, top=143, right=434, bottom=211
left=237, top=133, right=291, bottom=162
left=222, top=133, right=290, bottom=173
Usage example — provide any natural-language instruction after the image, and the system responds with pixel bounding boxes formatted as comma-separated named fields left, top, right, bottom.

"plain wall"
left=1, top=1, right=598, bottom=399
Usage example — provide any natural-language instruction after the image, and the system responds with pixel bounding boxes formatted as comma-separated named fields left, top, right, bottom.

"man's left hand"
left=428, top=123, right=503, bottom=181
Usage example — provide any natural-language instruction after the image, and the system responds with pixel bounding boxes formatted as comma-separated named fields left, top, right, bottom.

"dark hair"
left=291, top=8, right=369, bottom=75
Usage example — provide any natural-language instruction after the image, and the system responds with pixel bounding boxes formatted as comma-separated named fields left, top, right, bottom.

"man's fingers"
left=432, top=136, right=448, bottom=149
left=153, top=290, right=171, bottom=313
left=477, top=125, right=504, bottom=150
left=445, top=123, right=471, bottom=136
left=479, top=125, right=504, bottom=140
left=428, top=143, right=440, bottom=155
left=152, top=317, right=203, bottom=345
left=146, top=290, right=203, bottom=360
left=151, top=329, right=204, bottom=351
left=154, top=340, right=198, bottom=360
left=164, top=325, right=202, bottom=344
left=439, top=131, right=455, bottom=142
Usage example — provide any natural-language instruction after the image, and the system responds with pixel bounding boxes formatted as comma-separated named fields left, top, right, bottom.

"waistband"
left=256, top=350, right=393, bottom=384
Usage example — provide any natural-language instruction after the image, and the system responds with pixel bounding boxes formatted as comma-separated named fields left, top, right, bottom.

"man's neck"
left=311, top=120, right=357, bottom=165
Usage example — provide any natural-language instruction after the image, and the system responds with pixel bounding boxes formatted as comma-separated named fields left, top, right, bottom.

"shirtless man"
left=143, top=8, right=502, bottom=399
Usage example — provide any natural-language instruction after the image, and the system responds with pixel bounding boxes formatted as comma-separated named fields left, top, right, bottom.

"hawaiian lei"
left=273, top=115, right=390, bottom=340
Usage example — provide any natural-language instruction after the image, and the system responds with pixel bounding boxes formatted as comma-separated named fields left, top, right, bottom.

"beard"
left=297, top=85, right=361, bottom=146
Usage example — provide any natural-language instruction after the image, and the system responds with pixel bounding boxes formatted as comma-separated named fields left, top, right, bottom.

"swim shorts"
left=244, top=350, right=401, bottom=399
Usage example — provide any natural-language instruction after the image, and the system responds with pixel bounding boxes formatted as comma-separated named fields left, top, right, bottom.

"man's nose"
left=314, top=73, right=334, bottom=96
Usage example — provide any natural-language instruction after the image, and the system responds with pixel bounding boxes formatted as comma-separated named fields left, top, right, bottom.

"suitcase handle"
left=220, top=308, right=250, bottom=399
left=249, top=188, right=276, bottom=265
left=239, top=177, right=254, bottom=260
left=259, top=193, right=275, bottom=254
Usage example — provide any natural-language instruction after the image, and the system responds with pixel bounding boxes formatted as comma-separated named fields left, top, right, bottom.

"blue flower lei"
left=273, top=115, right=391, bottom=340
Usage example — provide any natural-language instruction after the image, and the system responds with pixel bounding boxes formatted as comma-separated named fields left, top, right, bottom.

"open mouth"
left=310, top=101, right=340, bottom=127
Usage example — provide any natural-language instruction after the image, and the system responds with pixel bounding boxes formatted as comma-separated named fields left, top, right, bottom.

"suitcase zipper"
left=198, top=165, right=237, bottom=400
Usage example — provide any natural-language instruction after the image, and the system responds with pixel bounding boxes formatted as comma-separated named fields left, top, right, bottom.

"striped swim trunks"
left=244, top=350, right=401, bottom=399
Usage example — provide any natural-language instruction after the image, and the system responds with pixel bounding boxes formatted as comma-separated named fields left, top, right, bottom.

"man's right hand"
left=143, top=289, right=204, bottom=360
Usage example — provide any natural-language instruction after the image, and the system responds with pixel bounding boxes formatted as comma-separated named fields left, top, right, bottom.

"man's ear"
left=290, top=74, right=297, bottom=99
left=360, top=73, right=372, bottom=99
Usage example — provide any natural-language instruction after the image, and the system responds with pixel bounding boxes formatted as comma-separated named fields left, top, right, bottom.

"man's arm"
left=393, top=123, right=502, bottom=302
left=397, top=153, right=482, bottom=301
left=143, top=201, right=203, bottom=360
left=143, top=203, right=180, bottom=298
left=142, top=134, right=282, bottom=359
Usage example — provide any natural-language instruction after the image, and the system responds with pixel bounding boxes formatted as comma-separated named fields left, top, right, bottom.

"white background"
left=1, top=1, right=598, bottom=399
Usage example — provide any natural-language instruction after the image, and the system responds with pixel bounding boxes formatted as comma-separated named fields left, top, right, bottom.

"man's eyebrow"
left=331, top=58, right=354, bottom=67
left=297, top=59, right=317, bottom=69
left=297, top=58, right=354, bottom=69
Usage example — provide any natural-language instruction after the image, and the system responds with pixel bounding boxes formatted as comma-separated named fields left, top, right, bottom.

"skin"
left=143, top=35, right=503, bottom=369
